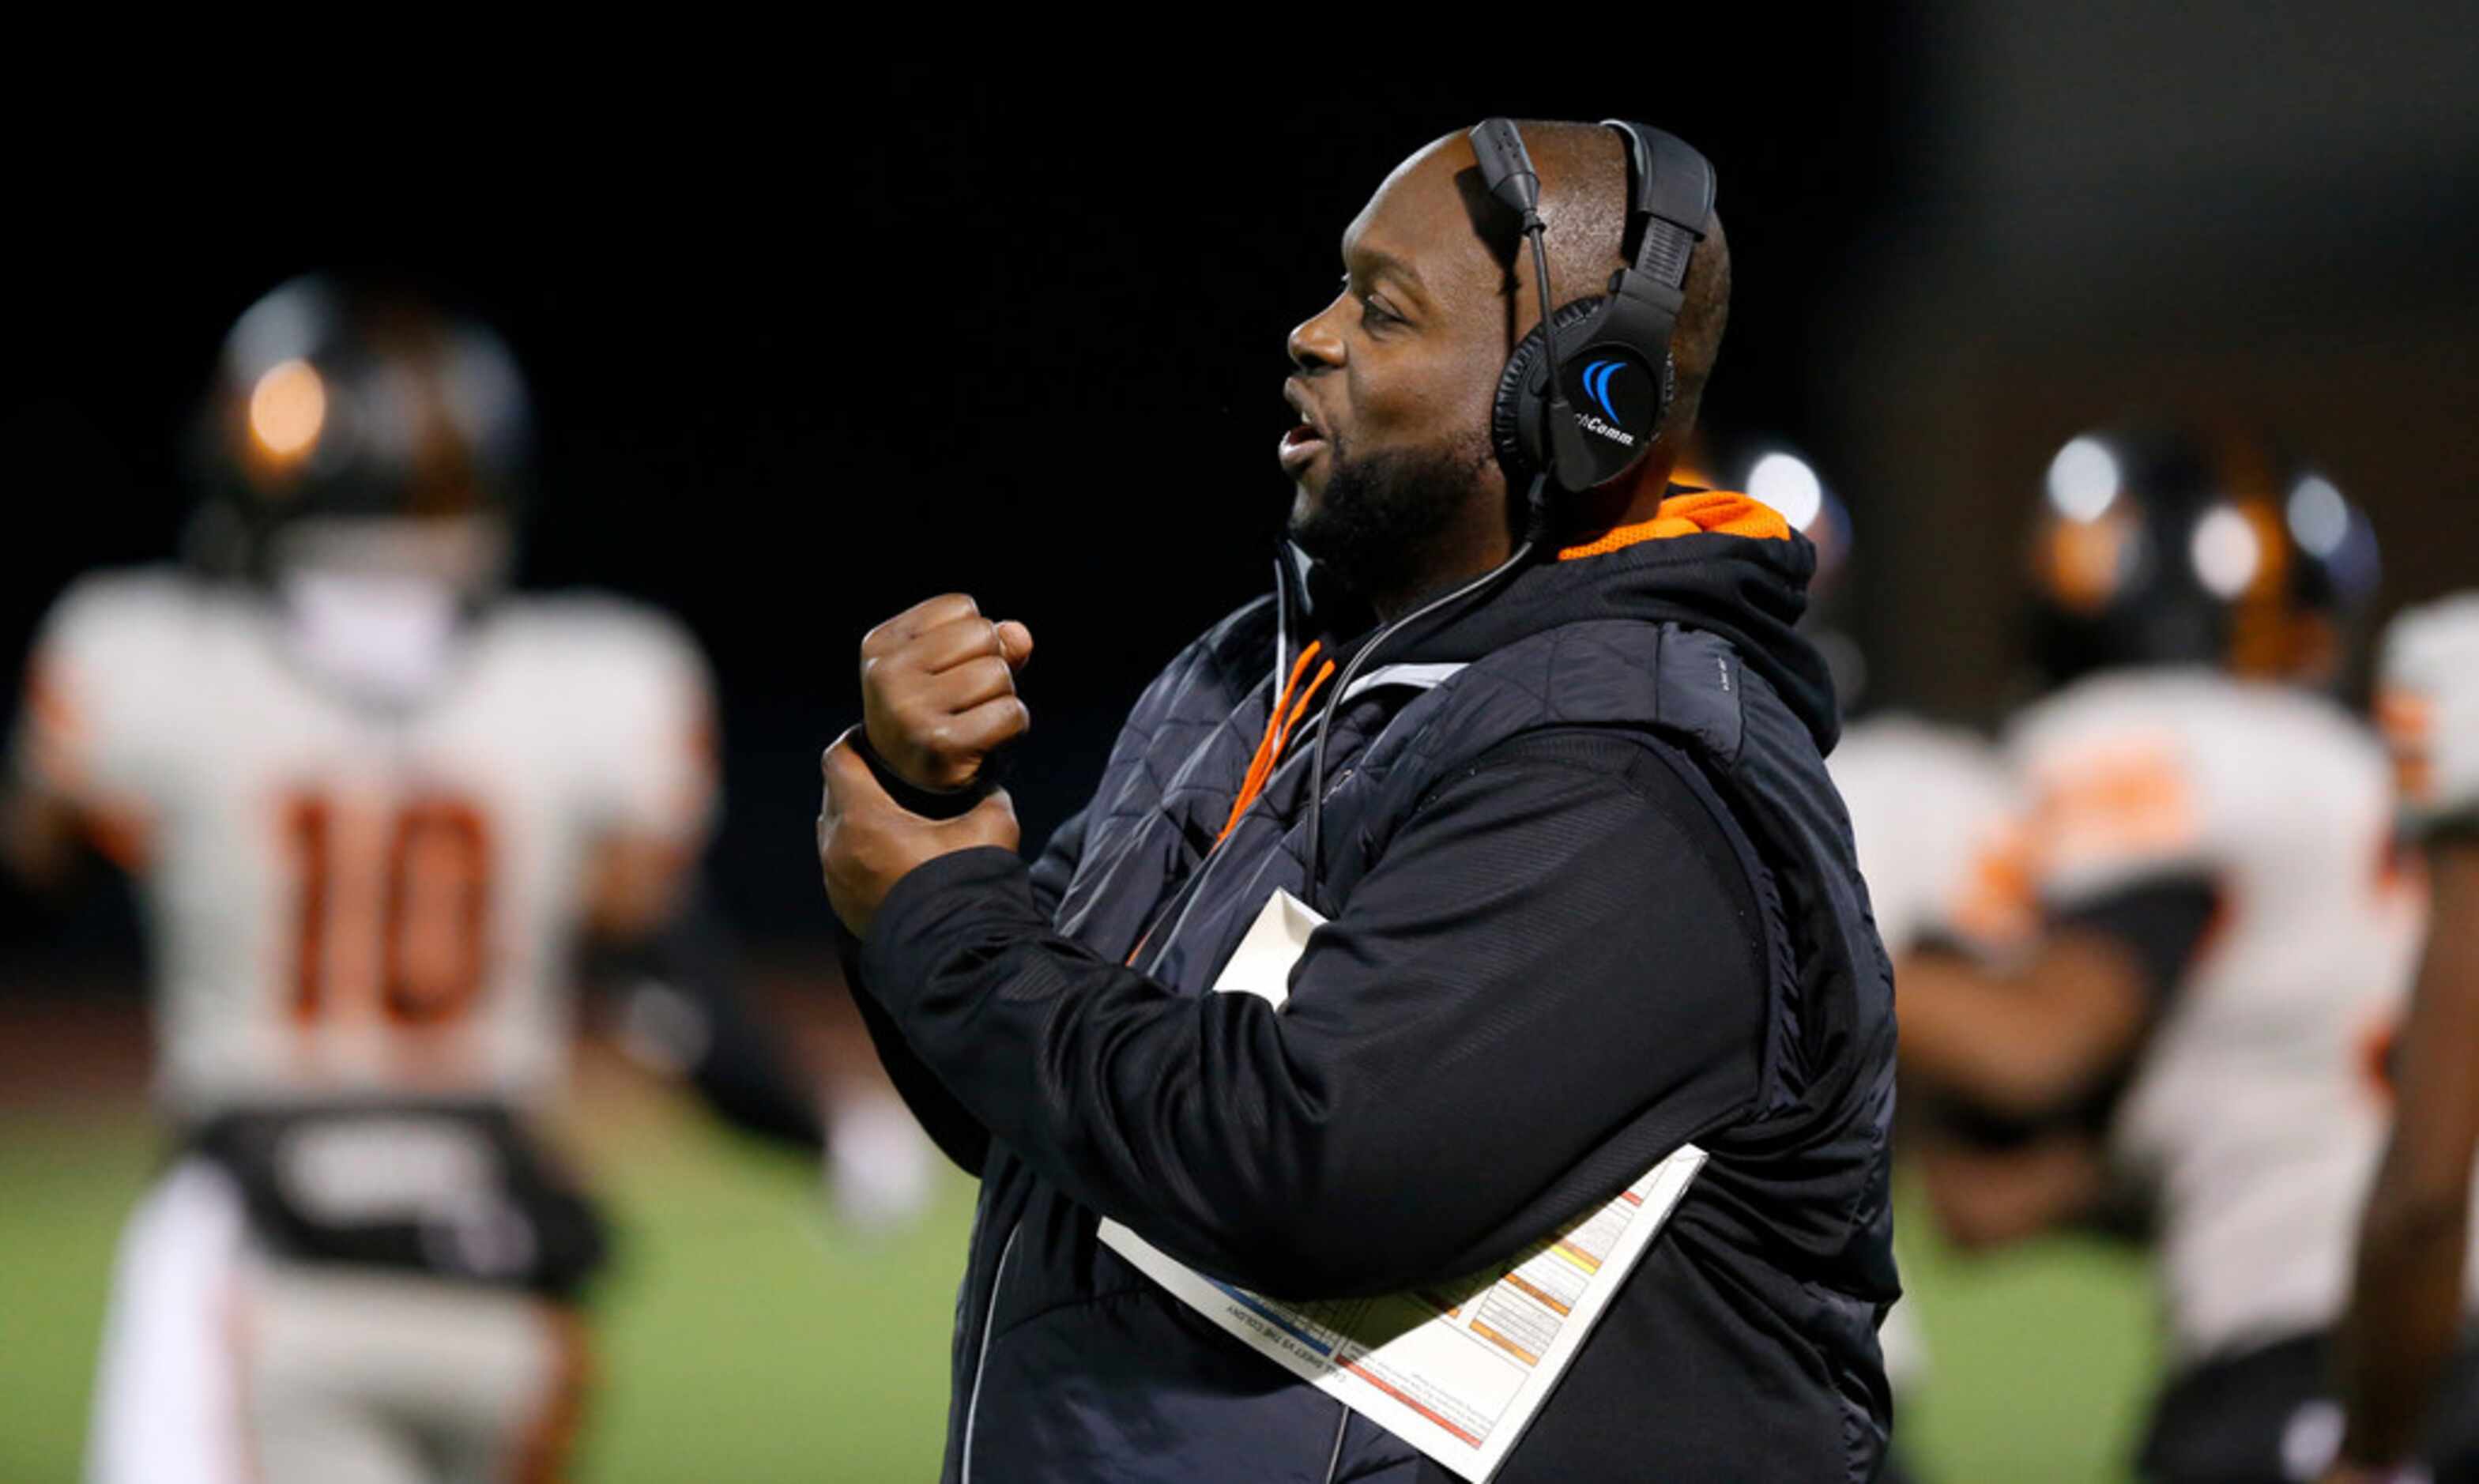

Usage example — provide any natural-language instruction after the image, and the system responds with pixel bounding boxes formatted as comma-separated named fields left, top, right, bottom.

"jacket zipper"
left=1135, top=661, right=1446, bottom=978
left=1137, top=744, right=1321, bottom=976
left=959, top=1221, right=1022, bottom=1484
left=1121, top=559, right=1302, bottom=973
left=1323, top=1403, right=1351, bottom=1483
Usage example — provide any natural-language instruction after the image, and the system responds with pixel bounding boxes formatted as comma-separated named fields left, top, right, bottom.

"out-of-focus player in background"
left=1729, top=435, right=2037, bottom=1482
left=1833, top=706, right=2034, bottom=1484
left=1889, top=427, right=2479, bottom=1482
left=2325, top=593, right=2479, bottom=1483
left=0, top=277, right=927, bottom=1484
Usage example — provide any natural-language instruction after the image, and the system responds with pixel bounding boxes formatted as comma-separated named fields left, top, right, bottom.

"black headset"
left=1471, top=118, right=1716, bottom=522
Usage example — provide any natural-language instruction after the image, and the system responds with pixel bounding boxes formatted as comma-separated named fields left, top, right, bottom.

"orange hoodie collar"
left=1555, top=490, right=1791, bottom=561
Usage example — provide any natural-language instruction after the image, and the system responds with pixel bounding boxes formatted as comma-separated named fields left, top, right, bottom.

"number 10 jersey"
left=17, top=568, right=717, bottom=1117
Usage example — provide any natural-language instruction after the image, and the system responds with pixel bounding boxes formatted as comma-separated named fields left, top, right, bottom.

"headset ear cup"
left=1489, top=296, right=1613, bottom=486
left=1488, top=330, right=1545, bottom=482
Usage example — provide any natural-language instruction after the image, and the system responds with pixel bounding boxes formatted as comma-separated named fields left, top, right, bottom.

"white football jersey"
left=2007, top=668, right=2429, bottom=1362
left=1830, top=714, right=2033, bottom=962
left=17, top=568, right=716, bottom=1117
left=2379, top=592, right=2479, bottom=834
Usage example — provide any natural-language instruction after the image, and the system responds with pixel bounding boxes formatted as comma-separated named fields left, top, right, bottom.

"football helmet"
left=185, top=274, right=531, bottom=598
left=2025, top=426, right=2378, bottom=688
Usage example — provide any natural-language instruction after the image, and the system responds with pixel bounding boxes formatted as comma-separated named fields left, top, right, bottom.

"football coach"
left=817, top=118, right=1899, bottom=1482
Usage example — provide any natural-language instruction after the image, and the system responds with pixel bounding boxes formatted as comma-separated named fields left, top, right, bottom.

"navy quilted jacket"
left=846, top=506, right=1900, bottom=1482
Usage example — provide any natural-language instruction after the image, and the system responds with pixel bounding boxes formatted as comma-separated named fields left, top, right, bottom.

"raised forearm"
left=2334, top=841, right=2479, bottom=1470
left=1894, top=936, right=2149, bottom=1117
left=2333, top=1144, right=2473, bottom=1467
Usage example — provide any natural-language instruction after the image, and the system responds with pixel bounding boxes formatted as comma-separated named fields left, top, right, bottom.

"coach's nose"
left=1287, top=295, right=1347, bottom=375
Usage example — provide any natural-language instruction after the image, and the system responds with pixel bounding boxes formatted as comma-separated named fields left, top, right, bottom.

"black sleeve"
left=833, top=804, right=1093, bottom=1178
left=835, top=929, right=989, bottom=1175
left=591, top=902, right=825, bottom=1154
left=855, top=730, right=1769, bottom=1296
left=2051, top=872, right=2221, bottom=1007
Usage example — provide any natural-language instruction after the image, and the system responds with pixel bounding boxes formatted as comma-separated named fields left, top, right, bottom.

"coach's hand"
left=819, top=726, right=1019, bottom=936
left=860, top=595, right=1034, bottom=793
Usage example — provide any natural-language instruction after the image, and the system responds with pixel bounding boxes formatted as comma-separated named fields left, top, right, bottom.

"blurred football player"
left=1, top=277, right=914, bottom=1484
left=1891, top=428, right=2477, bottom=1482
left=1833, top=712, right=2038, bottom=1482
left=1742, top=435, right=2036, bottom=1481
left=2325, top=593, right=2479, bottom=1483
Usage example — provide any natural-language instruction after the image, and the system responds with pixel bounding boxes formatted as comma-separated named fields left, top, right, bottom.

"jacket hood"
left=1294, top=491, right=1841, bottom=753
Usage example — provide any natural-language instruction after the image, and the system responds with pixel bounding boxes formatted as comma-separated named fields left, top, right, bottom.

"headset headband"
left=1603, top=119, right=1713, bottom=292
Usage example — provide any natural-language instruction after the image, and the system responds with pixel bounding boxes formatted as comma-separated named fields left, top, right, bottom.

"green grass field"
left=0, top=1086, right=2165, bottom=1482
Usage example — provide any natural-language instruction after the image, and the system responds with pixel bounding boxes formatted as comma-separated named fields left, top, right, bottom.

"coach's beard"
left=1288, top=430, right=1497, bottom=609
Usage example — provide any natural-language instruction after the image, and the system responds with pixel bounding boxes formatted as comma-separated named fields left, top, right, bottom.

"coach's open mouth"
left=1278, top=421, right=1327, bottom=474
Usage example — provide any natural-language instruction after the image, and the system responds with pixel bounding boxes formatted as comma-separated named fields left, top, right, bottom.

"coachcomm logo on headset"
left=1575, top=358, right=1637, bottom=448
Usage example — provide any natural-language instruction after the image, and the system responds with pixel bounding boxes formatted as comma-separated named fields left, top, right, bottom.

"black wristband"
left=850, top=730, right=996, bottom=820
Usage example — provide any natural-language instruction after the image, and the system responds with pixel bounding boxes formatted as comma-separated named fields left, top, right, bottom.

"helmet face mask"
left=263, top=514, right=513, bottom=598
left=2023, top=427, right=2378, bottom=692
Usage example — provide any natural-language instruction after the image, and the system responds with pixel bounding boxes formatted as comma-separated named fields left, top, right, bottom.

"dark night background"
left=6, top=16, right=2473, bottom=969
left=6, top=25, right=2473, bottom=1478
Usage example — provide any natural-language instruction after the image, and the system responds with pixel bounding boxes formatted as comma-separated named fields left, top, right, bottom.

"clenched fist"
left=860, top=594, right=1034, bottom=793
